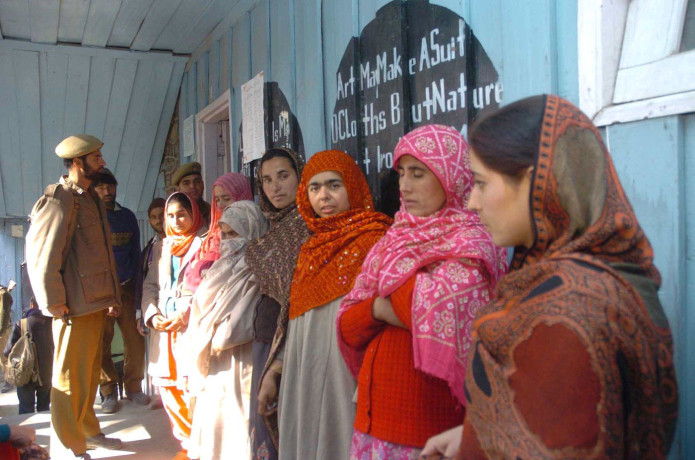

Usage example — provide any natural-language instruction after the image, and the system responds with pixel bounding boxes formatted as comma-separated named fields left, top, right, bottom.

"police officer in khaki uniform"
left=0, top=280, right=16, bottom=393
left=25, top=134, right=123, bottom=460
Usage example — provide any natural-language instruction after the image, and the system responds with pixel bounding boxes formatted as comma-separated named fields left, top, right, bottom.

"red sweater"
left=339, top=276, right=464, bottom=448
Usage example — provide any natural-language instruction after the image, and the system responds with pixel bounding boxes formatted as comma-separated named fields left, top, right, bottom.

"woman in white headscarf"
left=187, top=201, right=269, bottom=460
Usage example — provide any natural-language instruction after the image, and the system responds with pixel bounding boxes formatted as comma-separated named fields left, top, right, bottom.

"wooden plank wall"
left=178, top=0, right=687, bottom=456
left=683, top=113, right=695, bottom=458
left=0, top=39, right=187, bottom=217
left=179, top=0, right=578, bottom=166
left=607, top=117, right=688, bottom=459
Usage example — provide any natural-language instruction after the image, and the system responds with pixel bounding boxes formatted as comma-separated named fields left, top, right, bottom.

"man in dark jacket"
left=94, top=169, right=149, bottom=413
left=4, top=297, right=53, bottom=414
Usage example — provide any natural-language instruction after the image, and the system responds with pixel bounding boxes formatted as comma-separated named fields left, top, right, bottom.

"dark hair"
left=377, top=169, right=400, bottom=218
left=469, top=95, right=546, bottom=179
left=167, top=193, right=193, bottom=215
left=148, top=198, right=166, bottom=216
left=94, top=171, right=118, bottom=186
left=259, top=148, right=299, bottom=175
left=63, top=158, right=75, bottom=169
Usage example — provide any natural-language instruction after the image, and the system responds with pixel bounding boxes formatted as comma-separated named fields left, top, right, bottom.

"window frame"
left=578, top=0, right=695, bottom=126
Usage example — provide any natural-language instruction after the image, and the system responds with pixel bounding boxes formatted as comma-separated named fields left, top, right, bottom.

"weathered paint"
left=607, top=118, right=686, bottom=459
left=682, top=113, right=695, bottom=458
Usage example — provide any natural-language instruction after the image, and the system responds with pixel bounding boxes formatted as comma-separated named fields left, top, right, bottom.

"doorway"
left=195, top=89, right=233, bottom=203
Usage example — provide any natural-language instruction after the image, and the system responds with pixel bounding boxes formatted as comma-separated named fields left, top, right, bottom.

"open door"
left=195, top=89, right=233, bottom=203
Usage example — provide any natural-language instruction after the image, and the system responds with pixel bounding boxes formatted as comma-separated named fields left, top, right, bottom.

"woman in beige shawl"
left=187, top=201, right=268, bottom=460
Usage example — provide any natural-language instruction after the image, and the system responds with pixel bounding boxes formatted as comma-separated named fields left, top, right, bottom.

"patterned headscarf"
left=337, top=124, right=507, bottom=405
left=165, top=192, right=204, bottom=257
left=289, top=150, right=392, bottom=318
left=246, top=148, right=310, bottom=449
left=463, top=96, right=676, bottom=458
left=184, top=173, right=252, bottom=292
left=245, top=148, right=310, bottom=309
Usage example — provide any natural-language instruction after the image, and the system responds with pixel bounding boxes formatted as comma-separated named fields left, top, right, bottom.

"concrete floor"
left=0, top=380, right=180, bottom=459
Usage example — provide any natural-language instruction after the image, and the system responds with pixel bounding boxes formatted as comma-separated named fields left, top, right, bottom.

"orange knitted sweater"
left=339, top=275, right=464, bottom=448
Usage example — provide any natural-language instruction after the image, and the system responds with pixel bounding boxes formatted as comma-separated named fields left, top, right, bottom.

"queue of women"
left=141, top=95, right=677, bottom=460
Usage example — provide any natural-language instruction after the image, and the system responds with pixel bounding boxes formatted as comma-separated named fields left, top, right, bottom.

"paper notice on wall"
left=182, top=115, right=195, bottom=159
left=241, top=71, right=266, bottom=164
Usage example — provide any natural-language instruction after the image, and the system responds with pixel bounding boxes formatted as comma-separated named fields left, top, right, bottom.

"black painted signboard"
left=331, top=0, right=501, bottom=214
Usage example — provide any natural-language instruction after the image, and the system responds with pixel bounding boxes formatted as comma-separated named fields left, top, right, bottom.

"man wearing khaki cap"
left=172, top=161, right=211, bottom=227
left=25, top=134, right=123, bottom=459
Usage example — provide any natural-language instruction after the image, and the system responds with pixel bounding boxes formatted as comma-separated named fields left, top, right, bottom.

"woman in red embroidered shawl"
left=337, top=125, right=506, bottom=459
left=423, top=95, right=678, bottom=459
left=272, top=150, right=392, bottom=460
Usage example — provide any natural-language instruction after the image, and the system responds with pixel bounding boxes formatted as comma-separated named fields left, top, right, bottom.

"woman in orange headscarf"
left=260, top=150, right=391, bottom=460
left=142, top=192, right=205, bottom=460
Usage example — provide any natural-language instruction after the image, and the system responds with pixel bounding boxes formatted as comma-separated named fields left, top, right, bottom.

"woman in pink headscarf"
left=337, top=124, right=507, bottom=459
left=184, top=172, right=252, bottom=292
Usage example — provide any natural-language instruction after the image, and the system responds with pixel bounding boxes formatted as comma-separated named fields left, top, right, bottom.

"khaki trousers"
left=100, top=278, right=145, bottom=396
left=51, top=309, right=105, bottom=455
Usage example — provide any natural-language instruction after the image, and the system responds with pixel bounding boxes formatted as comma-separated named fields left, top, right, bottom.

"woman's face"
left=307, top=171, right=351, bottom=218
left=219, top=221, right=239, bottom=240
left=213, top=185, right=235, bottom=211
left=467, top=150, right=534, bottom=248
left=397, top=155, right=447, bottom=217
left=166, top=201, right=194, bottom=234
left=261, top=157, right=299, bottom=209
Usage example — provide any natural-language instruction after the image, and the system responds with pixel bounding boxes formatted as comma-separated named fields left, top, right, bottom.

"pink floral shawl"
left=337, top=124, right=507, bottom=405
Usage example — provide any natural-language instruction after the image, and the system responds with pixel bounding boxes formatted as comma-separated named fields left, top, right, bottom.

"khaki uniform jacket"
left=25, top=176, right=121, bottom=317
left=0, top=287, right=12, bottom=335
left=142, top=234, right=202, bottom=380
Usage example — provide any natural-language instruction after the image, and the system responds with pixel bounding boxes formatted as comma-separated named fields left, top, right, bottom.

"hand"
left=163, top=308, right=190, bottom=332
left=372, top=296, right=405, bottom=328
left=136, top=317, right=148, bottom=336
left=151, top=314, right=169, bottom=331
left=257, top=362, right=282, bottom=415
left=420, top=424, right=462, bottom=459
left=47, top=304, right=69, bottom=318
left=107, top=306, right=121, bottom=317
left=9, top=425, right=36, bottom=447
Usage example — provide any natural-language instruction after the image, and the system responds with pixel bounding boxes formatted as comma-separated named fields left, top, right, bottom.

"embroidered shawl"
left=461, top=95, right=677, bottom=458
left=245, top=148, right=310, bottom=449
left=289, top=150, right=392, bottom=318
left=245, top=149, right=310, bottom=308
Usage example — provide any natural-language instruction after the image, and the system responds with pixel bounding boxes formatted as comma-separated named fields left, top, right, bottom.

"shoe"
left=69, top=453, right=92, bottom=459
left=101, top=392, right=120, bottom=413
left=1, top=381, right=13, bottom=393
left=86, top=433, right=123, bottom=450
left=126, top=391, right=151, bottom=405
left=172, top=450, right=189, bottom=460
left=148, top=394, right=163, bottom=410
